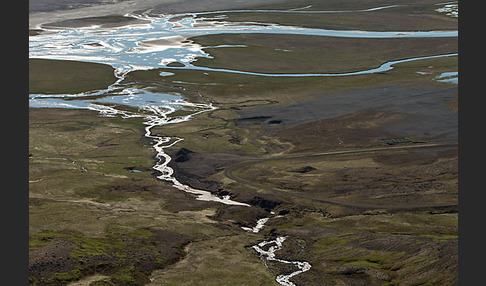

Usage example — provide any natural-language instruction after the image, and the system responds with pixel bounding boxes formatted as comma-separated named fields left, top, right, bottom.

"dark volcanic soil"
left=166, top=148, right=241, bottom=193
left=236, top=83, right=458, bottom=146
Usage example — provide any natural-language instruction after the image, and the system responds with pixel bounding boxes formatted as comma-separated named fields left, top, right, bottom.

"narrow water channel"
left=253, top=236, right=312, bottom=286
left=29, top=6, right=457, bottom=77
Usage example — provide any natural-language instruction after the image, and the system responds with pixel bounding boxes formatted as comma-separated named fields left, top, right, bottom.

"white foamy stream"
left=241, top=213, right=311, bottom=286
left=242, top=217, right=270, bottom=233
left=253, top=236, right=312, bottom=286
left=141, top=104, right=250, bottom=206
left=82, top=96, right=251, bottom=206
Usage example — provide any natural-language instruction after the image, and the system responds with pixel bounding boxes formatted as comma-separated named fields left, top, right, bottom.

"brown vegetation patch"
left=276, top=109, right=401, bottom=153
left=29, top=59, right=117, bottom=94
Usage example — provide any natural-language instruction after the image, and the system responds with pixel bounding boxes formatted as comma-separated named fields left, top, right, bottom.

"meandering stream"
left=242, top=214, right=311, bottom=286
left=253, top=236, right=312, bottom=286
left=30, top=4, right=457, bottom=285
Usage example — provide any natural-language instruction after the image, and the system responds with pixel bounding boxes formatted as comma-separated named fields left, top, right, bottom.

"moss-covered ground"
left=201, top=0, right=458, bottom=31
left=29, top=108, right=276, bottom=285
left=29, top=59, right=118, bottom=94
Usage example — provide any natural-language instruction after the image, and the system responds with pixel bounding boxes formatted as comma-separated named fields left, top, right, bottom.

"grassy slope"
left=29, top=108, right=275, bottom=285
left=190, top=34, right=457, bottom=74
left=124, top=55, right=457, bottom=155
left=29, top=59, right=117, bottom=94
left=208, top=0, right=457, bottom=31
left=28, top=54, right=458, bottom=286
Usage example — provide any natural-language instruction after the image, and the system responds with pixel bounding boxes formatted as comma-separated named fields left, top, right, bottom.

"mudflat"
left=29, top=0, right=289, bottom=28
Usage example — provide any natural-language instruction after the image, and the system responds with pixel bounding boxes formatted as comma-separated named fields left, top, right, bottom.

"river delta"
left=29, top=0, right=458, bottom=285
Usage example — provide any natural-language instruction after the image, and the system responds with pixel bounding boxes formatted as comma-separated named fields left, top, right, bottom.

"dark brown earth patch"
left=166, top=148, right=243, bottom=196
left=41, top=15, right=149, bottom=29
left=236, top=84, right=458, bottom=152
left=29, top=228, right=191, bottom=286
left=29, top=59, right=118, bottom=94
left=275, top=109, right=400, bottom=153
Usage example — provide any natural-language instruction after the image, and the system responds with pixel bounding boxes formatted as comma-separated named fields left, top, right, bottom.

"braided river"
left=29, top=4, right=457, bottom=285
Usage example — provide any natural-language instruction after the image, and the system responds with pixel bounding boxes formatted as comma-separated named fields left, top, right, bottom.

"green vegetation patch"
left=147, top=235, right=277, bottom=285
left=29, top=59, right=117, bottom=94
left=29, top=228, right=185, bottom=285
left=335, top=251, right=405, bottom=269
left=315, top=233, right=355, bottom=251
left=110, top=266, right=151, bottom=286
left=343, top=260, right=382, bottom=269
left=52, top=269, right=83, bottom=283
